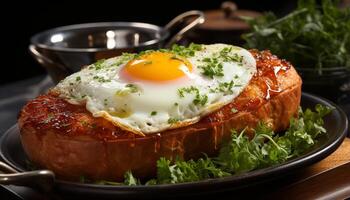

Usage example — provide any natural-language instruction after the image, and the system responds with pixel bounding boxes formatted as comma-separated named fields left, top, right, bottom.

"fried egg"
left=54, top=44, right=256, bottom=135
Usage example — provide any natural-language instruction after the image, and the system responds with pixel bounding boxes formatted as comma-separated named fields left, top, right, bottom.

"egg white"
left=54, top=44, right=256, bottom=135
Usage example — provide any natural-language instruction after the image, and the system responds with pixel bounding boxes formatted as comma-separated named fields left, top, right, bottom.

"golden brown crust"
left=18, top=50, right=302, bottom=181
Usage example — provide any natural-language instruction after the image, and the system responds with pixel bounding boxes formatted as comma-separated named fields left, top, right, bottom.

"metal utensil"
left=0, top=161, right=55, bottom=192
left=29, top=10, right=205, bottom=83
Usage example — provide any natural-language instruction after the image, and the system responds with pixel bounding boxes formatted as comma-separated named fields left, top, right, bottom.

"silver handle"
left=0, top=161, right=55, bottom=191
left=164, top=10, right=205, bottom=48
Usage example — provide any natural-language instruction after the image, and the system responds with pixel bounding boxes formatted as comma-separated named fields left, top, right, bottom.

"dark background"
left=1, top=0, right=297, bottom=84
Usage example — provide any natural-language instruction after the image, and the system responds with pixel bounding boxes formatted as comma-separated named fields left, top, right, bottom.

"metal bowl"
left=29, top=11, right=205, bottom=83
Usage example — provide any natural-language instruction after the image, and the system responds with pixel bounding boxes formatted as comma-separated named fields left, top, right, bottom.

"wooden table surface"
left=268, top=138, right=350, bottom=200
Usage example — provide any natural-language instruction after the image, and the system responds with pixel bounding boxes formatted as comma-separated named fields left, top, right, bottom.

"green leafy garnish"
left=231, top=108, right=238, bottom=113
left=150, top=111, right=157, bottom=116
left=178, top=86, right=208, bottom=106
left=156, top=157, right=230, bottom=184
left=199, top=47, right=244, bottom=79
left=92, top=76, right=111, bottom=83
left=115, top=84, right=140, bottom=96
left=114, top=53, right=136, bottom=66
left=125, top=84, right=139, bottom=93
left=168, top=118, right=180, bottom=124
left=242, top=0, right=350, bottom=71
left=199, top=57, right=224, bottom=78
left=91, top=59, right=106, bottom=70
left=124, top=171, right=140, bottom=186
left=219, top=47, right=243, bottom=63
left=88, top=104, right=332, bottom=185
left=171, top=43, right=202, bottom=57
left=210, top=81, right=239, bottom=95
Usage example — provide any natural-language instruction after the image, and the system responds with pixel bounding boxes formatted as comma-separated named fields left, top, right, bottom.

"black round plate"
left=0, top=93, right=348, bottom=198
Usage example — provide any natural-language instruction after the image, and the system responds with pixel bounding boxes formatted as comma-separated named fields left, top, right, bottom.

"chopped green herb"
left=80, top=120, right=89, bottom=127
left=210, top=81, right=236, bottom=94
left=178, top=86, right=208, bottom=106
left=174, top=102, right=179, bottom=106
left=178, top=86, right=198, bottom=98
left=115, top=84, right=140, bottom=96
left=93, top=76, right=111, bottom=83
left=75, top=76, right=81, bottom=82
left=171, top=43, right=202, bottom=57
left=124, top=171, right=140, bottom=186
left=170, top=55, right=184, bottom=62
left=168, top=118, right=179, bottom=124
left=43, top=113, right=54, bottom=124
left=135, top=50, right=155, bottom=58
left=199, top=46, right=244, bottom=79
left=150, top=111, right=157, bottom=116
left=125, top=84, right=139, bottom=93
left=114, top=53, right=136, bottom=66
left=92, top=59, right=106, bottom=70
left=231, top=108, right=238, bottom=113
left=199, top=57, right=224, bottom=79
left=219, top=47, right=243, bottom=63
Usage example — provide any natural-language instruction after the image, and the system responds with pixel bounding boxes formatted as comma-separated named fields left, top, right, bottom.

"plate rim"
left=0, top=92, right=348, bottom=192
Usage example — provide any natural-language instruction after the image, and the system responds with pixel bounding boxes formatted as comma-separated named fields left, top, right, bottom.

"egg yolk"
left=122, top=52, right=193, bottom=81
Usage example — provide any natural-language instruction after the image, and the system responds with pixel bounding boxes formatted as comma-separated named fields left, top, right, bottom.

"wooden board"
left=304, top=138, right=350, bottom=175
left=268, top=138, right=350, bottom=199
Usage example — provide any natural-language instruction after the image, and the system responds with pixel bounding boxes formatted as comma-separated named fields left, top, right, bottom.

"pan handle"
left=0, top=161, right=55, bottom=191
left=164, top=10, right=205, bottom=48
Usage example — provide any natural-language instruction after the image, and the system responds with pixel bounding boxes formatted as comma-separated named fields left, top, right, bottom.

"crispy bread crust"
left=18, top=50, right=302, bottom=181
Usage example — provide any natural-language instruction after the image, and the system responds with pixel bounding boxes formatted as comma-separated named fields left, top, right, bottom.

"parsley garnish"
left=231, top=108, right=238, bottom=113
left=168, top=118, right=179, bottom=124
left=210, top=81, right=236, bottom=95
left=178, top=86, right=208, bottom=106
left=110, top=104, right=331, bottom=185
left=199, top=57, right=224, bottom=79
left=92, top=59, right=106, bottom=70
left=150, top=111, right=157, bottom=116
left=115, top=84, right=140, bottom=96
left=171, top=43, right=202, bottom=57
left=125, top=84, right=139, bottom=93
left=114, top=53, right=136, bottom=66
left=93, top=76, right=111, bottom=83
left=124, top=171, right=140, bottom=186
left=43, top=113, right=54, bottom=124
left=219, top=47, right=243, bottom=63
left=242, top=0, right=350, bottom=71
left=75, top=76, right=81, bottom=82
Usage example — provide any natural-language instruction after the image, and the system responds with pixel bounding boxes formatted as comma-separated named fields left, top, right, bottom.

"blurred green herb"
left=242, top=0, right=350, bottom=72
